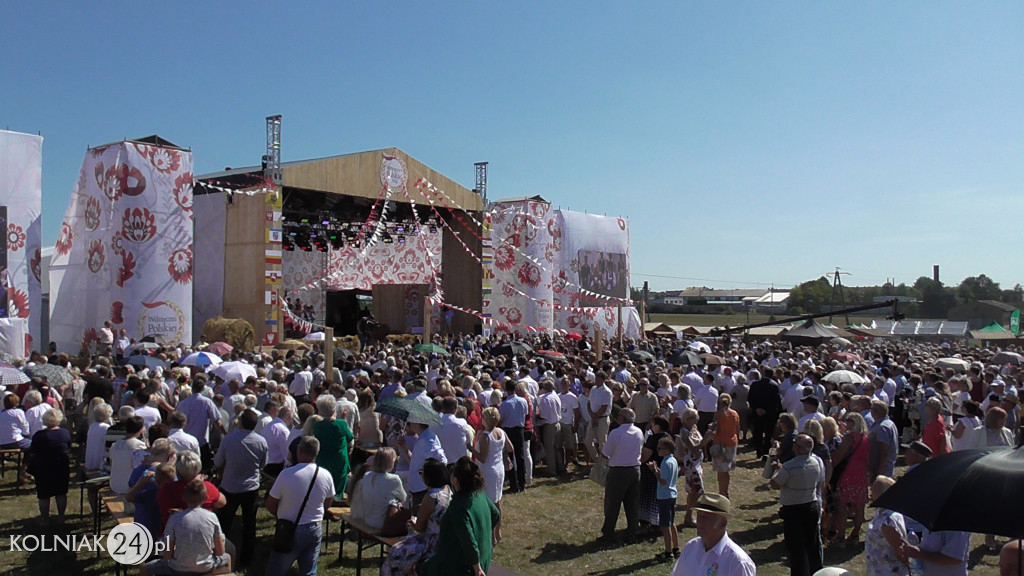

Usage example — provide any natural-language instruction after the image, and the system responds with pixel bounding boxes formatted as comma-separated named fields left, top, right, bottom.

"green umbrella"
left=375, top=397, right=442, bottom=426
left=413, top=343, right=449, bottom=356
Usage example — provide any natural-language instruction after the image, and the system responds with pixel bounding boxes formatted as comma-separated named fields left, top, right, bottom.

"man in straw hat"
left=671, top=493, right=755, bottom=576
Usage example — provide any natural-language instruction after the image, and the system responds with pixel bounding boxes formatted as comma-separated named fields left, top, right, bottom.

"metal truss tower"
left=474, top=162, right=488, bottom=203
left=265, top=115, right=282, bottom=185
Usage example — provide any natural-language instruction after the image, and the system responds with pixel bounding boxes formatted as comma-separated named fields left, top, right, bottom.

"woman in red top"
left=464, top=398, right=484, bottom=432
left=921, top=397, right=950, bottom=457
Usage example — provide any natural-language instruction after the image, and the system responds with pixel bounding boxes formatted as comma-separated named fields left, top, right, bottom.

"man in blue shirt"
left=214, top=409, right=267, bottom=568
left=499, top=379, right=529, bottom=493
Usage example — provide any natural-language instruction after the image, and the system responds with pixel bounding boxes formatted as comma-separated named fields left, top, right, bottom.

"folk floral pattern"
left=84, top=196, right=101, bottom=231
left=7, top=224, right=25, bottom=252
left=87, top=239, right=105, bottom=273
left=167, top=247, right=192, bottom=284
left=486, top=201, right=638, bottom=336
left=49, top=141, right=195, bottom=352
left=56, top=221, right=73, bottom=256
left=122, top=207, right=157, bottom=243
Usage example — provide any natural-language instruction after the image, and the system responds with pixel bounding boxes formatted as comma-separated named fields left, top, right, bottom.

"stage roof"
left=197, top=148, right=482, bottom=212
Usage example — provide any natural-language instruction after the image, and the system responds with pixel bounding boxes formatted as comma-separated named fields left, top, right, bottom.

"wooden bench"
left=336, top=512, right=405, bottom=575
left=323, top=505, right=350, bottom=553
left=0, top=448, right=23, bottom=494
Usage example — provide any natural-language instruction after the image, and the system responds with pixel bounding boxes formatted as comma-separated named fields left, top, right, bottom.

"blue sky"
left=4, top=2, right=1022, bottom=292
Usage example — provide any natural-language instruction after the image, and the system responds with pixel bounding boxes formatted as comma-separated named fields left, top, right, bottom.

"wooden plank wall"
left=221, top=193, right=267, bottom=341
left=282, top=149, right=483, bottom=212
left=442, top=216, right=483, bottom=334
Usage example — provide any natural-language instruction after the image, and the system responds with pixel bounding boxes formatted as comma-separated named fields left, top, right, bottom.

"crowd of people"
left=0, top=329, right=1022, bottom=576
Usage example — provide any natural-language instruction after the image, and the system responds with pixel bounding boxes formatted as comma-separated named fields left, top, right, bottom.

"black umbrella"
left=667, top=349, right=704, bottom=367
left=873, top=446, right=1023, bottom=539
left=627, top=350, right=655, bottom=363
left=491, top=341, right=534, bottom=357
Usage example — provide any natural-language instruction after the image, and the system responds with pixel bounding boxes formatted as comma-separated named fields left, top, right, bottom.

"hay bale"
left=202, top=316, right=255, bottom=351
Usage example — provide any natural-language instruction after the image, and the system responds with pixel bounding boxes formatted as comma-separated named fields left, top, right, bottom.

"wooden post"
left=423, top=296, right=432, bottom=343
left=617, top=302, right=624, bottom=347
left=324, top=327, right=335, bottom=386
left=639, top=299, right=647, bottom=341
left=594, top=328, right=604, bottom=361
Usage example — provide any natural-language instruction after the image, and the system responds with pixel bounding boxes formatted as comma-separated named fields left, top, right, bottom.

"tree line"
left=786, top=274, right=1023, bottom=319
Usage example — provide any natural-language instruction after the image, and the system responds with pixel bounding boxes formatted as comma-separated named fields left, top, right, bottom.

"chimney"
left=933, top=265, right=940, bottom=283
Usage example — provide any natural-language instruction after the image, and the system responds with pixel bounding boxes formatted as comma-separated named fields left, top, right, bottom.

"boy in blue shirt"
left=648, top=436, right=679, bottom=561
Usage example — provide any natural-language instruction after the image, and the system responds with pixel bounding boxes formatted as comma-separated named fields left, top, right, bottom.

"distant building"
left=947, top=300, right=1018, bottom=330
left=653, top=287, right=789, bottom=314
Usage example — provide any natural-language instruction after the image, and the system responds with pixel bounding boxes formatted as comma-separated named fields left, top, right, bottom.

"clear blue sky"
left=5, top=2, right=1022, bottom=292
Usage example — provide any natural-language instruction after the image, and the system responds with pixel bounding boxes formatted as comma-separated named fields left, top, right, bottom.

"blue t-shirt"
left=657, top=455, right=679, bottom=500
left=128, top=463, right=160, bottom=537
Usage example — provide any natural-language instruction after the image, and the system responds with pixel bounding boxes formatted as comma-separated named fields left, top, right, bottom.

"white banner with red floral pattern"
left=49, top=140, right=194, bottom=353
left=0, top=130, right=43, bottom=354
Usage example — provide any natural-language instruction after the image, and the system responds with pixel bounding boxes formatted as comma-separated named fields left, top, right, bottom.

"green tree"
left=914, top=276, right=956, bottom=318
left=956, top=274, right=1002, bottom=303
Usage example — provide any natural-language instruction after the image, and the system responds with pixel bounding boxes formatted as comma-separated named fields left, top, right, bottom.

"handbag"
left=761, top=454, right=776, bottom=480
left=829, top=436, right=862, bottom=486
left=589, top=456, right=609, bottom=487
left=380, top=499, right=413, bottom=537
left=272, top=465, right=320, bottom=553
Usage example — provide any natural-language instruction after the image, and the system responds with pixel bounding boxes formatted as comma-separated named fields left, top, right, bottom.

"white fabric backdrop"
left=0, top=130, right=43, bottom=353
left=49, top=141, right=194, bottom=352
left=192, top=190, right=227, bottom=337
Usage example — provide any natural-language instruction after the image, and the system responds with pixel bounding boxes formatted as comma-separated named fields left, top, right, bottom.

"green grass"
left=0, top=444, right=1002, bottom=575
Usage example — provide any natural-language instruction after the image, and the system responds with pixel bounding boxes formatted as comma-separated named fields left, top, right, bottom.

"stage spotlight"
left=396, top=224, right=404, bottom=233
left=398, top=235, right=406, bottom=243
left=283, top=236, right=294, bottom=251
left=382, top=232, right=393, bottom=244
left=330, top=236, right=344, bottom=250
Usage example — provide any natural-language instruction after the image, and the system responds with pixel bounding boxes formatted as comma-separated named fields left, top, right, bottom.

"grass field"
left=0, top=444, right=1003, bottom=576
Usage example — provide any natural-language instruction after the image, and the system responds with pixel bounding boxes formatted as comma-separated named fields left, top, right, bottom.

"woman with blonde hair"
left=709, top=394, right=740, bottom=498
left=820, top=416, right=843, bottom=539
left=349, top=447, right=406, bottom=534
left=471, top=406, right=511, bottom=506
left=830, top=412, right=870, bottom=546
left=674, top=407, right=711, bottom=527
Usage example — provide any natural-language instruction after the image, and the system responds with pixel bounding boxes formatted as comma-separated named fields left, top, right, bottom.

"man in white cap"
left=672, top=493, right=754, bottom=576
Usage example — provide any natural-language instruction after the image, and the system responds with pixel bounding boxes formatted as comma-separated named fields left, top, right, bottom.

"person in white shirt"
left=22, top=390, right=50, bottom=439
left=109, top=416, right=147, bottom=494
left=333, top=387, right=360, bottom=432
left=537, top=379, right=563, bottom=476
left=598, top=408, right=644, bottom=545
left=672, top=493, right=755, bottom=576
left=265, top=436, right=336, bottom=576
left=288, top=363, right=313, bottom=404
left=585, top=372, right=613, bottom=462
left=433, top=397, right=474, bottom=463
left=693, top=373, right=720, bottom=435
left=517, top=367, right=539, bottom=400
left=797, top=396, right=826, bottom=432
left=782, top=381, right=808, bottom=416
left=261, top=406, right=293, bottom=478
left=255, top=401, right=278, bottom=435
left=167, top=412, right=201, bottom=457
left=84, top=402, right=113, bottom=472
left=132, top=391, right=162, bottom=431
left=558, top=377, right=580, bottom=470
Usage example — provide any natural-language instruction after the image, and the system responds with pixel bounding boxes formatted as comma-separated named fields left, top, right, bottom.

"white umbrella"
left=210, top=361, right=257, bottom=382
left=180, top=351, right=223, bottom=367
left=934, top=357, right=970, bottom=373
left=823, top=370, right=866, bottom=385
left=830, top=337, right=853, bottom=347
left=687, top=341, right=711, bottom=353
left=303, top=331, right=326, bottom=341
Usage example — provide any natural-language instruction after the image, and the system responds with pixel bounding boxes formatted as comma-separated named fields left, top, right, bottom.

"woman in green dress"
left=419, top=456, right=501, bottom=576
left=312, top=394, right=353, bottom=499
